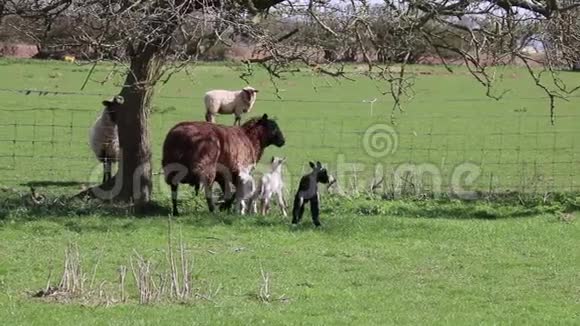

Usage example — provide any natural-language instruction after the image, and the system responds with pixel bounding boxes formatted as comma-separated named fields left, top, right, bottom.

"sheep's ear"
left=316, top=161, right=322, bottom=168
left=271, top=156, right=274, bottom=163
left=261, top=114, right=268, bottom=120
left=309, top=161, right=315, bottom=169
left=253, top=89, right=259, bottom=93
left=102, top=100, right=112, bottom=107
left=113, top=95, right=125, bottom=105
left=242, top=89, right=252, bottom=103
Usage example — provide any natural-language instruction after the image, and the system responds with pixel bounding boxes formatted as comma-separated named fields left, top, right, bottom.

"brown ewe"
left=162, top=114, right=285, bottom=215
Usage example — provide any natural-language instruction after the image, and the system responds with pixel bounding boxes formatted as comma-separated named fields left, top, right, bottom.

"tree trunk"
left=113, top=45, right=162, bottom=211
left=324, top=49, right=336, bottom=62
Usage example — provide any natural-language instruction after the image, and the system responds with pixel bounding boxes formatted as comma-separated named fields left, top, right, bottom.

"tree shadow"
left=22, top=181, right=87, bottom=188
left=0, top=190, right=289, bottom=228
left=1, top=190, right=575, bottom=233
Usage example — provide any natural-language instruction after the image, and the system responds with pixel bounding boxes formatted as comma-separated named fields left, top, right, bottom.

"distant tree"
left=545, top=1, right=580, bottom=71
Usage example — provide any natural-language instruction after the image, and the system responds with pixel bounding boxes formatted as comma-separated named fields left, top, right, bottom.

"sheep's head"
left=270, top=156, right=286, bottom=170
left=239, top=163, right=255, bottom=175
left=258, top=114, right=285, bottom=147
left=101, top=95, right=124, bottom=124
left=241, top=86, right=258, bottom=109
left=309, top=161, right=331, bottom=184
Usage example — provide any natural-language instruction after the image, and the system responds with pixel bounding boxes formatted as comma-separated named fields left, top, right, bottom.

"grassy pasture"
left=0, top=201, right=579, bottom=325
left=0, top=59, right=579, bottom=324
left=0, top=59, right=579, bottom=197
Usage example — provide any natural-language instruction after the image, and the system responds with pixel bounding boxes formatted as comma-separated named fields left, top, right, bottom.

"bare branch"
left=307, top=0, right=338, bottom=37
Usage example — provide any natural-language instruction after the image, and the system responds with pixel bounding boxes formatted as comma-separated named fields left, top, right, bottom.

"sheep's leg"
left=205, top=112, right=215, bottom=123
left=216, top=172, right=235, bottom=211
left=102, top=161, right=107, bottom=184
left=276, top=191, right=288, bottom=217
left=250, top=193, right=259, bottom=214
left=262, top=196, right=270, bottom=215
left=240, top=200, right=246, bottom=215
left=254, top=190, right=262, bottom=214
left=171, top=184, right=179, bottom=216
left=310, top=195, right=321, bottom=227
left=233, top=114, right=241, bottom=126
left=205, top=186, right=215, bottom=213
left=222, top=196, right=236, bottom=211
left=291, top=194, right=305, bottom=225
left=259, top=198, right=265, bottom=215
left=202, top=174, right=216, bottom=213
left=102, top=158, right=112, bottom=184
left=251, top=181, right=261, bottom=215
left=224, top=173, right=238, bottom=211
left=251, top=198, right=258, bottom=214
left=106, top=160, right=112, bottom=182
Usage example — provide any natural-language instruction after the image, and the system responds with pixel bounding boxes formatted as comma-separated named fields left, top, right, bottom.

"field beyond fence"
left=0, top=59, right=579, bottom=204
left=0, top=59, right=579, bottom=324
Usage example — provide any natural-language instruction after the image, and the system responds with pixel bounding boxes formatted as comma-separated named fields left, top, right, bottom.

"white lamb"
left=256, top=157, right=288, bottom=216
left=204, top=86, right=259, bottom=126
left=89, top=95, right=124, bottom=184
left=235, top=163, right=258, bottom=215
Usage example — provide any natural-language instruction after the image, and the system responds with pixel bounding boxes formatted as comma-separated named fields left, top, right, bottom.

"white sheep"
left=235, top=163, right=258, bottom=215
left=89, top=95, right=124, bottom=184
left=256, top=156, right=288, bottom=216
left=204, top=86, right=259, bottom=126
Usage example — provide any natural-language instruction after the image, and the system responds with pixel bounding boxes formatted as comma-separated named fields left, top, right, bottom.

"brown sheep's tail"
left=163, top=163, right=201, bottom=195
left=161, top=159, right=187, bottom=185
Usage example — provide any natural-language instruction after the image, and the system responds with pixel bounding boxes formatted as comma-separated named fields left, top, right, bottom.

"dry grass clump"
left=32, top=219, right=219, bottom=305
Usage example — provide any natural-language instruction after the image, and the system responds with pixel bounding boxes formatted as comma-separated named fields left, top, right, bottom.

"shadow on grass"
left=1, top=190, right=576, bottom=232
left=21, top=181, right=86, bottom=188
left=0, top=190, right=292, bottom=231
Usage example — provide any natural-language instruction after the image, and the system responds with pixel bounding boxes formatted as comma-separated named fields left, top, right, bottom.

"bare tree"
left=5, top=0, right=579, bottom=211
left=286, top=0, right=580, bottom=120
left=544, top=0, right=580, bottom=70
left=0, top=2, right=5, bottom=25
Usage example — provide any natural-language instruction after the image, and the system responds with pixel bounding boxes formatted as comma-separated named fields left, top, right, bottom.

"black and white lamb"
left=292, top=161, right=333, bottom=227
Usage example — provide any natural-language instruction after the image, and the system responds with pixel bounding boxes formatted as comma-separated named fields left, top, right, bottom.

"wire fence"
left=1, top=87, right=579, bottom=104
left=0, top=87, right=579, bottom=199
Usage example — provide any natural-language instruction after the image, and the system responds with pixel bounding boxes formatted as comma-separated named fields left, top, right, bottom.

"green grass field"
left=0, top=59, right=579, bottom=324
